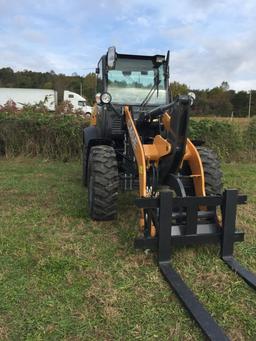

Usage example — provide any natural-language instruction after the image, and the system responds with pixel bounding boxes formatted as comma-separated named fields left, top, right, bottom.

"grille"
left=111, top=117, right=123, bottom=135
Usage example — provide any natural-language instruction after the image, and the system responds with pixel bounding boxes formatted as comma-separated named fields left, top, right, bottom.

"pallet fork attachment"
left=135, top=189, right=256, bottom=340
left=221, top=190, right=256, bottom=290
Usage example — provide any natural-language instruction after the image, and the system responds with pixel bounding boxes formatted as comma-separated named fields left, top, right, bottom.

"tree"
left=230, top=91, right=249, bottom=117
left=53, top=74, right=70, bottom=102
left=169, top=81, right=189, bottom=99
left=207, top=87, right=233, bottom=116
left=43, top=81, right=53, bottom=89
left=192, top=90, right=210, bottom=116
left=83, top=73, right=96, bottom=105
left=0, top=68, right=254, bottom=116
left=220, top=81, right=229, bottom=91
left=0, top=67, right=15, bottom=86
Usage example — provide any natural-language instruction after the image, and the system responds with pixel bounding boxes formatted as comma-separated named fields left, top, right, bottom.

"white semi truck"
left=0, top=88, right=92, bottom=116
left=63, top=90, right=92, bottom=117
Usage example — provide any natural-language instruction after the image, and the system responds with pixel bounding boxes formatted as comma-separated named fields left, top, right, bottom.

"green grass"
left=0, top=159, right=256, bottom=340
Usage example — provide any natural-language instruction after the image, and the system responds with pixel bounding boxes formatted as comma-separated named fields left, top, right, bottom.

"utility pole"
left=80, top=82, right=83, bottom=96
left=248, top=90, right=252, bottom=118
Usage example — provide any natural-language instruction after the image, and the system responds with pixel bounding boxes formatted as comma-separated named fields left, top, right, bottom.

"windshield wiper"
left=140, top=83, right=156, bottom=109
left=139, top=68, right=160, bottom=111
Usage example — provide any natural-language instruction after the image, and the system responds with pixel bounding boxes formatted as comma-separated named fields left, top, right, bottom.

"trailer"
left=0, top=88, right=57, bottom=111
left=0, top=88, right=92, bottom=116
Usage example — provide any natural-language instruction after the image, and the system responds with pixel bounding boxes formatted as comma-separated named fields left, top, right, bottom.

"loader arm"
left=124, top=95, right=206, bottom=200
left=124, top=98, right=206, bottom=235
left=125, top=105, right=172, bottom=231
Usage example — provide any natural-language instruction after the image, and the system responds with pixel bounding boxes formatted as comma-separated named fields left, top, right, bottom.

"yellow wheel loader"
left=82, top=47, right=256, bottom=340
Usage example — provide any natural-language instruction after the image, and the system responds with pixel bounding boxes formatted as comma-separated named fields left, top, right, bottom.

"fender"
left=83, top=126, right=112, bottom=183
left=83, top=126, right=111, bottom=156
left=83, top=126, right=101, bottom=147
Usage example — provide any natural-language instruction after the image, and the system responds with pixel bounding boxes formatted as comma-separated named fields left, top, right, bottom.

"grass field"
left=0, top=159, right=256, bottom=340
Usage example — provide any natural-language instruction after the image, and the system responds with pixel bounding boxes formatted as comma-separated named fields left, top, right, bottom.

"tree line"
left=0, top=67, right=96, bottom=106
left=171, top=81, right=255, bottom=117
left=0, top=67, right=255, bottom=116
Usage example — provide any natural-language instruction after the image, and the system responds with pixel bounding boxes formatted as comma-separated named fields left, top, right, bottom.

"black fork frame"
left=135, top=189, right=256, bottom=340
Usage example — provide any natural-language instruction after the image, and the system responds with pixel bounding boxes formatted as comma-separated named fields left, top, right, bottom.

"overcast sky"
left=0, top=0, right=255, bottom=90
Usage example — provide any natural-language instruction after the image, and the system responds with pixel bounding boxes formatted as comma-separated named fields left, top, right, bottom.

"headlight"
left=100, top=92, right=112, bottom=104
left=188, top=92, right=196, bottom=105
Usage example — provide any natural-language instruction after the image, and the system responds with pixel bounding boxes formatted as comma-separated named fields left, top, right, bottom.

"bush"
left=189, top=119, right=244, bottom=161
left=0, top=111, right=89, bottom=160
left=0, top=100, right=19, bottom=114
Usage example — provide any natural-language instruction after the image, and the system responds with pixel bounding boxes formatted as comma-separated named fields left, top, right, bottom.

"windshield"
left=107, top=58, right=167, bottom=105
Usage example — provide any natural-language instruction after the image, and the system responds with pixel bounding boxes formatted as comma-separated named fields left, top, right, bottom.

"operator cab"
left=96, top=46, right=170, bottom=118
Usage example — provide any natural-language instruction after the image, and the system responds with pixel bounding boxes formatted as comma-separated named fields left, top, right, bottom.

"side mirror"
left=165, top=50, right=170, bottom=76
left=107, top=46, right=116, bottom=69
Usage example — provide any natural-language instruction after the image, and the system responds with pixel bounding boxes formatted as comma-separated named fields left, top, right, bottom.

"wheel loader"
left=83, top=47, right=256, bottom=340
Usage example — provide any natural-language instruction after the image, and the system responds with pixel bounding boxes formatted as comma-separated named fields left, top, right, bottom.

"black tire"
left=82, top=144, right=88, bottom=187
left=197, top=146, right=223, bottom=196
left=87, top=145, right=118, bottom=220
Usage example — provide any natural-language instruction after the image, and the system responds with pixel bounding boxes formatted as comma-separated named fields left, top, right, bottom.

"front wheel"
left=197, top=146, right=223, bottom=196
left=87, top=145, right=119, bottom=220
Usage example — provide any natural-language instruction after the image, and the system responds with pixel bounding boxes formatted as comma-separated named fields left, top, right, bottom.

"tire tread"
left=88, top=145, right=118, bottom=220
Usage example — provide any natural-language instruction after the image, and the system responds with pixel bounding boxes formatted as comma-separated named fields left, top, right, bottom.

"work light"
left=100, top=92, right=112, bottom=104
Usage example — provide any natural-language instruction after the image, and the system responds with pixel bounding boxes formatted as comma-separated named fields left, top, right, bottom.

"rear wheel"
left=197, top=146, right=223, bottom=195
left=82, top=144, right=87, bottom=186
left=87, top=145, right=119, bottom=220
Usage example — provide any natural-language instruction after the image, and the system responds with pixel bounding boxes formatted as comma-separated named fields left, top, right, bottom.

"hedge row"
left=0, top=112, right=88, bottom=160
left=0, top=111, right=255, bottom=161
left=189, top=119, right=245, bottom=161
